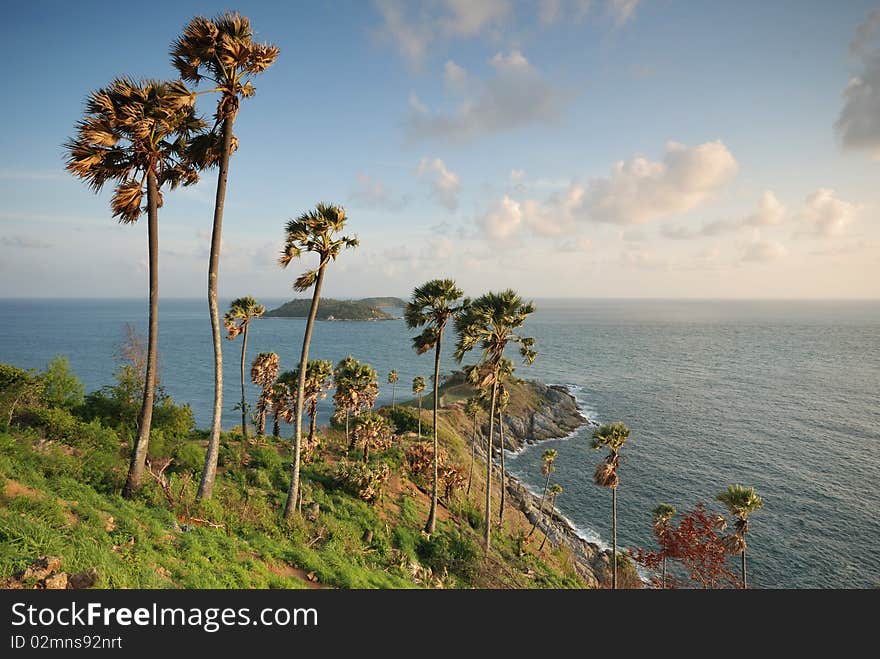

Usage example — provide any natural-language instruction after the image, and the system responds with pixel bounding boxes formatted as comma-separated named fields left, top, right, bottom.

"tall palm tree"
left=539, top=484, right=564, bottom=552
left=65, top=77, right=203, bottom=498
left=250, top=352, right=279, bottom=437
left=412, top=376, right=426, bottom=439
left=292, top=359, right=334, bottom=461
left=454, top=290, right=536, bottom=552
left=405, top=279, right=465, bottom=535
left=172, top=12, right=279, bottom=502
left=492, top=358, right=515, bottom=527
left=652, top=503, right=676, bottom=589
left=464, top=396, right=482, bottom=497
left=716, top=484, right=764, bottom=589
left=279, top=204, right=358, bottom=518
left=223, top=296, right=265, bottom=441
left=528, top=449, right=558, bottom=537
left=592, top=421, right=631, bottom=589
left=387, top=370, right=399, bottom=410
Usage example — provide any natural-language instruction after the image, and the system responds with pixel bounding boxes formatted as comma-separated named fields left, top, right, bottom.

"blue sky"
left=1, top=0, right=878, bottom=299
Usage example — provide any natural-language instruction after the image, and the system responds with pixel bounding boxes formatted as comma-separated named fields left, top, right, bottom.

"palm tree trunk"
left=283, top=265, right=326, bottom=519
left=498, top=408, right=506, bottom=526
left=345, top=410, right=350, bottom=445
left=742, top=539, right=747, bottom=589
left=272, top=414, right=279, bottom=438
left=391, top=384, right=395, bottom=410
left=417, top=394, right=422, bottom=439
left=662, top=557, right=667, bottom=589
left=466, top=414, right=476, bottom=497
left=484, top=378, right=498, bottom=553
left=240, top=322, right=248, bottom=441
left=198, top=114, right=235, bottom=502
left=424, top=330, right=443, bottom=534
left=528, top=472, right=551, bottom=537
left=308, top=410, right=317, bottom=451
left=612, top=487, right=618, bottom=589
left=257, top=396, right=266, bottom=437
left=122, top=170, right=159, bottom=499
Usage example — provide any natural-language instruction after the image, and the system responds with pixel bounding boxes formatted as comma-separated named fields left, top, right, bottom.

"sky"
left=1, top=0, right=879, bottom=299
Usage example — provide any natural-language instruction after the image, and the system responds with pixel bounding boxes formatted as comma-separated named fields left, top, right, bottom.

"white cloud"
left=417, top=157, right=461, bottom=211
left=743, top=190, right=787, bottom=227
left=421, top=236, right=455, bottom=260
left=374, top=0, right=510, bottom=67
left=510, top=169, right=525, bottom=182
left=1, top=235, right=52, bottom=249
left=539, top=0, right=592, bottom=25
left=479, top=195, right=522, bottom=241
left=663, top=190, right=787, bottom=239
left=349, top=172, right=408, bottom=211
left=836, top=9, right=880, bottom=158
left=405, top=50, right=573, bottom=143
left=583, top=140, right=738, bottom=224
left=659, top=223, right=697, bottom=240
left=742, top=240, right=787, bottom=262
left=557, top=236, right=593, bottom=252
left=607, top=0, right=641, bottom=26
left=796, top=188, right=860, bottom=238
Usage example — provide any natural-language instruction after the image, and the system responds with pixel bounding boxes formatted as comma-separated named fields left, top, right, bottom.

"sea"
left=1, top=297, right=878, bottom=589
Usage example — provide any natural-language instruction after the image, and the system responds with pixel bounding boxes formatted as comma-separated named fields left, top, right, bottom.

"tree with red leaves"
left=632, top=503, right=740, bottom=589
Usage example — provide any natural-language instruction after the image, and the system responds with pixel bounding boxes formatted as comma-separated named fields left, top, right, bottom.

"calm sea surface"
left=1, top=298, right=878, bottom=588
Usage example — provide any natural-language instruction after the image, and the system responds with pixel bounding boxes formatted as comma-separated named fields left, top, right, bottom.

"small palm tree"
left=250, top=352, right=279, bottom=437
left=464, top=396, right=482, bottom=497
left=223, top=297, right=265, bottom=442
left=292, top=359, right=334, bottom=462
left=333, top=356, right=379, bottom=447
left=529, top=448, right=558, bottom=537
left=539, top=484, right=564, bottom=552
left=387, top=370, right=399, bottom=410
left=592, top=421, right=631, bottom=589
left=173, top=12, right=280, bottom=502
left=716, top=484, right=764, bottom=589
left=405, top=278, right=465, bottom=535
left=412, top=376, right=426, bottom=439
left=352, top=413, right=393, bottom=463
left=454, top=290, right=536, bottom=552
left=278, top=203, right=358, bottom=518
left=652, top=503, right=677, bottom=589
left=65, top=77, right=204, bottom=498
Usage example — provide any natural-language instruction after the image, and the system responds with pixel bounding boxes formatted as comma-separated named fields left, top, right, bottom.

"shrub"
left=22, top=406, right=81, bottom=441
left=41, top=356, right=84, bottom=410
left=333, top=460, right=390, bottom=504
left=171, top=442, right=205, bottom=475
left=417, top=527, right=480, bottom=580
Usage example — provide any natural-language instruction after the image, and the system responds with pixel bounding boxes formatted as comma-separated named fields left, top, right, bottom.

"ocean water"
left=1, top=297, right=878, bottom=588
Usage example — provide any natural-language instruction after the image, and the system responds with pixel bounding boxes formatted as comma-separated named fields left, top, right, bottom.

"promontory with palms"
left=5, top=7, right=831, bottom=592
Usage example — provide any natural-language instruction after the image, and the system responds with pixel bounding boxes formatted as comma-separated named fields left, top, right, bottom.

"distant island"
left=264, top=297, right=407, bottom=321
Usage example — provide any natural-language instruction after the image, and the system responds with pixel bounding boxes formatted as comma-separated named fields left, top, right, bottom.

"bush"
left=171, top=442, right=205, bottom=475
left=248, top=446, right=283, bottom=471
left=21, top=406, right=81, bottom=441
left=334, top=460, right=390, bottom=504
left=416, top=527, right=480, bottom=580
left=41, top=356, right=84, bottom=410
left=383, top=406, right=432, bottom=435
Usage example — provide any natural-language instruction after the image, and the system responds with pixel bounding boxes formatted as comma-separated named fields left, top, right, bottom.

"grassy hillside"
left=264, top=298, right=405, bottom=321
left=0, top=365, right=594, bottom=589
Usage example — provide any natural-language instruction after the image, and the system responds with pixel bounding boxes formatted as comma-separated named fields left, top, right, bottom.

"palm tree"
left=172, top=12, right=279, bottom=502
left=250, top=352, right=279, bottom=437
left=592, top=421, right=631, bottom=589
left=528, top=449, right=558, bottom=537
left=387, top=370, right=399, bottom=410
left=412, top=376, right=426, bottom=439
left=223, top=296, right=265, bottom=441
left=333, top=356, right=379, bottom=447
left=716, top=484, right=764, bottom=589
left=405, top=279, right=465, bottom=535
left=278, top=204, right=358, bottom=518
left=464, top=396, right=482, bottom=497
left=454, top=290, right=536, bottom=552
left=65, top=77, right=204, bottom=498
left=292, top=359, right=334, bottom=462
left=352, top=413, right=393, bottom=463
left=492, top=358, right=515, bottom=527
left=270, top=370, right=298, bottom=437
left=652, top=503, right=677, bottom=589
left=539, top=484, right=564, bottom=552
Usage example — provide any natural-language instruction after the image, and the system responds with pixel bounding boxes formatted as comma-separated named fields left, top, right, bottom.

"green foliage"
left=21, top=406, right=81, bottom=441
left=264, top=298, right=396, bottom=320
left=333, top=460, right=390, bottom=503
left=41, top=356, right=85, bottom=410
left=382, top=406, right=427, bottom=434
left=417, top=526, right=481, bottom=580
left=0, top=364, right=43, bottom=429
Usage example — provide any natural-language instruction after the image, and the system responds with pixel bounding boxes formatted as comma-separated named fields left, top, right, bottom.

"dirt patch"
left=3, top=478, right=42, bottom=501
left=266, top=562, right=330, bottom=589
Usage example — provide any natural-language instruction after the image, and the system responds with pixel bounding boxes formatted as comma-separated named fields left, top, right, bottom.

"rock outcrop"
left=0, top=556, right=98, bottom=590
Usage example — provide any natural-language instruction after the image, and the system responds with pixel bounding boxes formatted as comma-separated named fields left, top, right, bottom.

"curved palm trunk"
left=391, top=384, right=396, bottom=410
left=308, top=404, right=317, bottom=453
left=539, top=496, right=555, bottom=552
left=528, top=471, right=552, bottom=537
left=661, top=557, right=667, bottom=589
left=417, top=394, right=422, bottom=439
left=612, top=487, right=618, bottom=589
left=484, top=378, right=498, bottom=553
left=122, top=171, right=159, bottom=499
left=466, top=414, right=477, bottom=497
left=424, top=329, right=444, bottom=534
left=283, top=266, right=326, bottom=519
left=498, top=408, right=506, bottom=526
left=198, top=114, right=236, bottom=502
left=272, top=414, right=280, bottom=438
left=742, top=537, right=748, bottom=589
left=239, top=322, right=249, bottom=441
